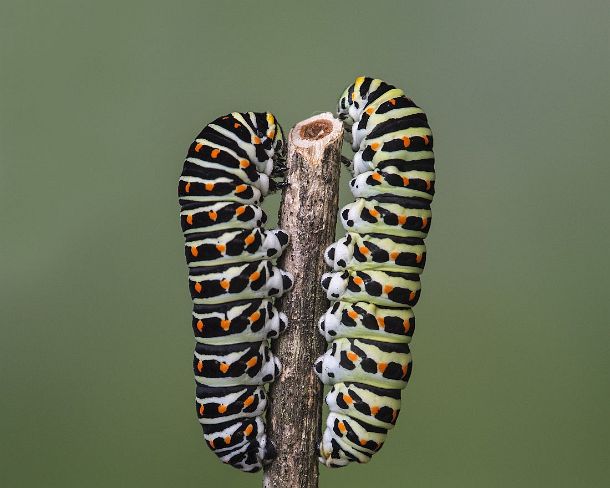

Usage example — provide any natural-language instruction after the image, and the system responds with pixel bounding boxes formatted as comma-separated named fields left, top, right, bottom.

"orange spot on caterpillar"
left=243, top=396, right=254, bottom=407
left=249, top=271, right=260, bottom=282
left=194, top=282, right=202, bottom=293
left=224, top=436, right=231, bottom=445
left=389, top=251, right=399, bottom=261
left=343, top=394, right=353, bottom=404
left=389, top=98, right=396, bottom=105
left=249, top=311, right=261, bottom=322
left=383, top=284, right=393, bottom=294
left=370, top=142, right=380, bottom=151
left=402, top=136, right=410, bottom=147
left=416, top=253, right=423, bottom=263
left=196, top=320, right=203, bottom=332
left=185, top=182, right=191, bottom=193
left=246, top=357, right=258, bottom=368
left=403, top=319, right=411, bottom=333
left=244, top=234, right=255, bottom=246
left=208, top=210, right=217, bottom=221
left=268, top=130, right=275, bottom=139
left=215, top=244, right=226, bottom=253
left=347, top=310, right=358, bottom=320
left=194, top=143, right=203, bottom=152
left=359, top=439, right=367, bottom=446
left=359, top=246, right=369, bottom=255
left=377, top=317, right=385, bottom=329
left=370, top=406, right=380, bottom=415
left=219, top=363, right=229, bottom=374
left=244, top=424, right=254, bottom=436
left=369, top=208, right=380, bottom=218
left=211, top=149, right=220, bottom=158
left=252, top=136, right=261, bottom=144
left=209, top=439, right=215, bottom=448
left=197, top=360, right=203, bottom=373
left=421, top=217, right=428, bottom=229
left=220, top=319, right=230, bottom=331
left=365, top=107, right=374, bottom=115
left=422, top=134, right=430, bottom=145
left=398, top=215, right=407, bottom=225
left=199, top=404, right=204, bottom=415
left=234, top=123, right=241, bottom=128
left=353, top=276, right=364, bottom=286
left=190, top=246, right=198, bottom=257
left=240, top=159, right=250, bottom=168
left=338, top=421, right=347, bottom=434
left=235, top=184, right=247, bottom=193
left=235, top=206, right=246, bottom=216
left=186, top=214, right=193, bottom=225
left=205, top=182, right=214, bottom=191
left=402, top=365, right=408, bottom=378
left=347, top=352, right=358, bottom=362
left=371, top=172, right=383, bottom=182
left=425, top=180, right=432, bottom=191
left=391, top=409, right=398, bottom=423
left=218, top=404, right=227, bottom=413
left=409, top=290, right=416, bottom=301
left=402, top=176, right=410, bottom=186
left=220, top=279, right=230, bottom=290
left=378, top=362, right=388, bottom=373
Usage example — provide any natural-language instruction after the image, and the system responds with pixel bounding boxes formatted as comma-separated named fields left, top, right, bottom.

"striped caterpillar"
left=314, top=77, right=435, bottom=467
left=178, top=111, right=293, bottom=472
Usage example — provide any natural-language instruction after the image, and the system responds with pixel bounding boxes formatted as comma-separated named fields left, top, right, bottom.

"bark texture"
left=263, top=113, right=343, bottom=488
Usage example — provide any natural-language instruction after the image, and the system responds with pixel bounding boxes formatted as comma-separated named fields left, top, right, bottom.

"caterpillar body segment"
left=316, top=77, right=435, bottom=467
left=318, top=301, right=415, bottom=344
left=192, top=299, right=287, bottom=346
left=178, top=112, right=292, bottom=472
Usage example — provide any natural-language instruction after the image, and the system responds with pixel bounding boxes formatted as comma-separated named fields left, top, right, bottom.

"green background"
left=2, top=1, right=609, bottom=486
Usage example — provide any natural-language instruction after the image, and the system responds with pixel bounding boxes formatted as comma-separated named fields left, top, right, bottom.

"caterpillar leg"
left=340, top=155, right=353, bottom=169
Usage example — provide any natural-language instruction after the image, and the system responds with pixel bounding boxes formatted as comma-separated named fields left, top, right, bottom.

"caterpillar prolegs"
left=315, top=77, right=435, bottom=467
left=178, top=112, right=293, bottom=472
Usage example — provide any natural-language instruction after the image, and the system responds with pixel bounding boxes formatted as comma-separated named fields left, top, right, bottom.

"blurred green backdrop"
left=1, top=1, right=609, bottom=487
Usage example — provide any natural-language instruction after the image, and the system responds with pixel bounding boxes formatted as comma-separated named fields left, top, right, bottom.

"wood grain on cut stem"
left=264, top=113, right=343, bottom=488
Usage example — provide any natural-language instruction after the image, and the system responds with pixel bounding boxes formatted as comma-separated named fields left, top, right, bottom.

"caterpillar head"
left=337, top=85, right=351, bottom=121
left=256, top=112, right=284, bottom=158
left=337, top=76, right=371, bottom=125
left=244, top=112, right=284, bottom=177
left=261, top=112, right=286, bottom=176
left=272, top=121, right=286, bottom=161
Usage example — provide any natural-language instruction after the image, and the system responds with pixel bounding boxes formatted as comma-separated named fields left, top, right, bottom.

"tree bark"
left=264, top=113, right=343, bottom=488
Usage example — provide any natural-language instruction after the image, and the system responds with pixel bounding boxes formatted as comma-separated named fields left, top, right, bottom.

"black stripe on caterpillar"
left=178, top=112, right=293, bottom=472
left=315, top=77, right=435, bottom=467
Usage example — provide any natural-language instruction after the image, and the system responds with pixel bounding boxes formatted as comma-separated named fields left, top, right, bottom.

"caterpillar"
left=178, top=111, right=293, bottom=472
left=314, top=77, right=435, bottom=467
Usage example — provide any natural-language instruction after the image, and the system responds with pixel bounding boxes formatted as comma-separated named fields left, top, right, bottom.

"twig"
left=263, top=113, right=343, bottom=488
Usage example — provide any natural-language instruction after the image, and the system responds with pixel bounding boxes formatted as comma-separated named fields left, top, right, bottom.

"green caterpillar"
left=315, top=77, right=435, bottom=467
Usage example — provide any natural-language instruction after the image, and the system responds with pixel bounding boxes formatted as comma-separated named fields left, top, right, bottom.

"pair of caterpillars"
left=177, top=77, right=435, bottom=471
